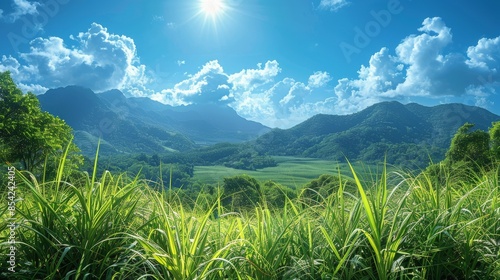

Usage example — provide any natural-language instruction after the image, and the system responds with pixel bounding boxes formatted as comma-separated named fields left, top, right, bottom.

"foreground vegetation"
left=1, top=153, right=499, bottom=279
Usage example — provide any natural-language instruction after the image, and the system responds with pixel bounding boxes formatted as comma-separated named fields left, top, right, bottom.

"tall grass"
left=0, top=146, right=152, bottom=279
left=1, top=151, right=499, bottom=279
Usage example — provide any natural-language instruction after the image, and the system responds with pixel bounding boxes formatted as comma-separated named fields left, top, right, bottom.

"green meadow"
left=193, top=156, right=376, bottom=187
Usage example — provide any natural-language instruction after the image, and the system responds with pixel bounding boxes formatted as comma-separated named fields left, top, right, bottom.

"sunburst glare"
left=200, top=0, right=226, bottom=18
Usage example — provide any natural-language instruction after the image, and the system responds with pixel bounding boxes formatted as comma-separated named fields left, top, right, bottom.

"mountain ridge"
left=37, top=86, right=270, bottom=155
left=253, top=101, right=500, bottom=167
left=37, top=85, right=500, bottom=168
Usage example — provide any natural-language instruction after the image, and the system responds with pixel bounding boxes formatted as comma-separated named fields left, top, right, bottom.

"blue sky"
left=1, top=0, right=500, bottom=128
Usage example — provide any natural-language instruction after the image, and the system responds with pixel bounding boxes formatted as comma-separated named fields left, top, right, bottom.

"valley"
left=193, top=156, right=375, bottom=187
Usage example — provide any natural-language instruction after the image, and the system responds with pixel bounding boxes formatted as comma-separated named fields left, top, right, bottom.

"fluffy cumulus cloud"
left=151, top=60, right=282, bottom=118
left=227, top=66, right=334, bottom=127
left=2, top=22, right=150, bottom=95
left=225, top=62, right=334, bottom=127
left=0, top=54, right=48, bottom=94
left=308, top=71, right=332, bottom=88
left=150, top=60, right=333, bottom=128
left=319, top=0, right=349, bottom=12
left=228, top=60, right=281, bottom=91
left=151, top=60, right=230, bottom=105
left=334, top=17, right=500, bottom=113
left=0, top=55, right=24, bottom=77
left=466, top=37, right=500, bottom=71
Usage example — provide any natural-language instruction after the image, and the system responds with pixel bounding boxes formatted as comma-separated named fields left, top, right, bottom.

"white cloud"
left=308, top=71, right=331, bottom=88
left=0, top=56, right=48, bottom=95
left=333, top=17, right=500, bottom=114
left=0, top=55, right=36, bottom=82
left=224, top=62, right=309, bottom=127
left=228, top=60, right=281, bottom=91
left=228, top=71, right=332, bottom=127
left=9, top=0, right=40, bottom=22
left=0, top=55, right=21, bottom=74
left=148, top=60, right=334, bottom=128
left=177, top=60, right=186, bottom=66
left=3, top=23, right=151, bottom=96
left=466, top=37, right=500, bottom=71
left=278, top=79, right=308, bottom=106
left=318, top=0, right=349, bottom=12
left=151, top=60, right=230, bottom=105
left=18, top=83, right=48, bottom=95
left=230, top=90, right=276, bottom=124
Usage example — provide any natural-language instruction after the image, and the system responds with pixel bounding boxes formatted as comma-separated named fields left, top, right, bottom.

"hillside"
left=37, top=86, right=500, bottom=168
left=98, top=89, right=271, bottom=144
left=253, top=101, right=500, bottom=167
left=37, top=86, right=195, bottom=155
left=37, top=86, right=270, bottom=156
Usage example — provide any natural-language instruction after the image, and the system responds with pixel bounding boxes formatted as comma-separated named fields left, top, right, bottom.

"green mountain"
left=98, top=89, right=270, bottom=145
left=37, top=86, right=270, bottom=156
left=37, top=86, right=195, bottom=155
left=253, top=101, right=500, bottom=168
left=38, top=86, right=500, bottom=169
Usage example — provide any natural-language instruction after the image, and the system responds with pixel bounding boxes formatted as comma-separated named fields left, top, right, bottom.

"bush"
left=221, top=174, right=261, bottom=210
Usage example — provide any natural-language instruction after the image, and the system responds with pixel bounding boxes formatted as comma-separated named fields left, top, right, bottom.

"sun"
left=200, top=0, right=225, bottom=18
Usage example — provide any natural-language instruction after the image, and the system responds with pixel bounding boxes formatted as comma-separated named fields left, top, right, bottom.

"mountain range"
left=253, top=101, right=500, bottom=167
left=37, top=86, right=270, bottom=156
left=37, top=86, right=500, bottom=167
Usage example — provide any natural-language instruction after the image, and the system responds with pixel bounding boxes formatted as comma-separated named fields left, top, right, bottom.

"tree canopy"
left=425, top=122, right=500, bottom=183
left=222, top=174, right=262, bottom=209
left=0, top=71, right=82, bottom=173
left=490, top=121, right=500, bottom=161
left=445, top=123, right=491, bottom=169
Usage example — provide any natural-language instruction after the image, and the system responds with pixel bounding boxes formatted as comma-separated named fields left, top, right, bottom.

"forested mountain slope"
left=253, top=101, right=500, bottom=167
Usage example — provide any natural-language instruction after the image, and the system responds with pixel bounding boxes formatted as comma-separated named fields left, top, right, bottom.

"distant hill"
left=98, top=89, right=270, bottom=144
left=253, top=101, right=500, bottom=168
left=37, top=86, right=270, bottom=156
left=37, top=87, right=500, bottom=168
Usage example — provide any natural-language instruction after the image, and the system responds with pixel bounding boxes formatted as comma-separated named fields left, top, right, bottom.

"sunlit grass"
left=193, top=156, right=372, bottom=187
left=1, top=151, right=499, bottom=279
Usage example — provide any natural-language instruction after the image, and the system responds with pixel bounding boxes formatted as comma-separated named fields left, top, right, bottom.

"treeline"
left=90, top=143, right=277, bottom=189
left=254, top=124, right=448, bottom=169
left=183, top=143, right=278, bottom=170
left=426, top=122, right=500, bottom=180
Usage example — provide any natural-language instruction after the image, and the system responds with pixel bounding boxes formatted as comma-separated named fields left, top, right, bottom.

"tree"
left=445, top=123, right=491, bottom=169
left=0, top=71, right=82, bottom=173
left=222, top=174, right=261, bottom=209
left=490, top=121, right=500, bottom=161
left=261, top=180, right=296, bottom=208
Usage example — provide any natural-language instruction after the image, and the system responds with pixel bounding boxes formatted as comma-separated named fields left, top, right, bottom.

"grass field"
left=2, top=157, right=498, bottom=279
left=193, top=156, right=380, bottom=187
